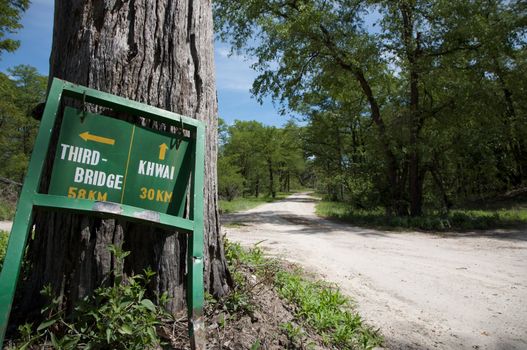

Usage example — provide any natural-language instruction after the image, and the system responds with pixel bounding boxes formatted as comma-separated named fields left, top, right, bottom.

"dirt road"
left=0, top=221, right=12, bottom=232
left=222, top=193, right=527, bottom=350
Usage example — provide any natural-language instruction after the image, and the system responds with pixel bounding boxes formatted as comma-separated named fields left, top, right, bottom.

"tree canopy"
left=0, top=65, right=46, bottom=182
left=215, top=0, right=527, bottom=215
left=218, top=119, right=306, bottom=200
left=0, top=0, right=29, bottom=55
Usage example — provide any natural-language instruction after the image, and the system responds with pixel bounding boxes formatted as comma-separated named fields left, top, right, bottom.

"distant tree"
left=217, top=118, right=230, bottom=151
left=223, top=120, right=267, bottom=197
left=0, top=0, right=29, bottom=55
left=220, top=120, right=306, bottom=199
left=218, top=155, right=244, bottom=201
left=0, top=73, right=21, bottom=180
left=276, top=121, right=305, bottom=193
left=0, top=65, right=45, bottom=182
left=8, top=65, right=46, bottom=154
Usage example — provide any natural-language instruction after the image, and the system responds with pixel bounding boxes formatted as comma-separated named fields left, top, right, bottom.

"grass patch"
left=219, top=192, right=294, bottom=214
left=316, top=201, right=527, bottom=231
left=9, top=245, right=173, bottom=350
left=0, top=199, right=15, bottom=221
left=225, top=240, right=383, bottom=349
left=222, top=221, right=248, bottom=228
left=0, top=230, right=8, bottom=270
left=276, top=270, right=382, bottom=349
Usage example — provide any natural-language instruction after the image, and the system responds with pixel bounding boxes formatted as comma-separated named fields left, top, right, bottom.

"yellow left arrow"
left=79, top=132, right=115, bottom=145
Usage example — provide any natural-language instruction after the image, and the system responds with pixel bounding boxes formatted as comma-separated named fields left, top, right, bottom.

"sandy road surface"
left=223, top=193, right=527, bottom=350
left=0, top=221, right=12, bottom=232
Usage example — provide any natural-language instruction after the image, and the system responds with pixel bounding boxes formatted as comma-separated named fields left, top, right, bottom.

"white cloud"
left=215, top=42, right=257, bottom=92
left=216, top=46, right=231, bottom=58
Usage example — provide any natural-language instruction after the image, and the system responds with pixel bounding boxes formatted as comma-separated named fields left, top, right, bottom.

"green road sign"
left=49, top=107, right=192, bottom=216
left=0, top=79, right=206, bottom=349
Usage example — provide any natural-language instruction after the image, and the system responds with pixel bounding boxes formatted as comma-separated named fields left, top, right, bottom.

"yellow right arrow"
left=159, top=143, right=168, bottom=160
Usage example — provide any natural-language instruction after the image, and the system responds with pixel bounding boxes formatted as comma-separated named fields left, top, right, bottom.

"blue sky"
left=0, top=1, right=290, bottom=127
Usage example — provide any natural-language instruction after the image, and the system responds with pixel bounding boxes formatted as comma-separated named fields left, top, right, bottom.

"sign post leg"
left=187, top=238, right=205, bottom=350
left=0, top=79, right=63, bottom=347
left=0, top=206, right=34, bottom=344
left=187, top=125, right=206, bottom=350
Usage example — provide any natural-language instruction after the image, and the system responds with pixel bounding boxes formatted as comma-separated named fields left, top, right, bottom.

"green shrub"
left=275, top=269, right=382, bottom=349
left=316, top=201, right=527, bottom=231
left=221, top=240, right=266, bottom=315
left=218, top=156, right=245, bottom=201
left=0, top=230, right=8, bottom=270
left=0, top=199, right=15, bottom=220
left=14, top=245, right=171, bottom=350
left=225, top=241, right=383, bottom=349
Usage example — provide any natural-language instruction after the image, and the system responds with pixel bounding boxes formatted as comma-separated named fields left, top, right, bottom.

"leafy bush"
left=225, top=241, right=383, bottom=349
left=0, top=199, right=15, bottom=220
left=0, top=230, right=8, bottom=270
left=218, top=156, right=245, bottom=201
left=222, top=240, right=263, bottom=315
left=275, top=269, right=382, bottom=349
left=316, top=201, right=527, bottom=231
left=13, top=245, right=171, bottom=350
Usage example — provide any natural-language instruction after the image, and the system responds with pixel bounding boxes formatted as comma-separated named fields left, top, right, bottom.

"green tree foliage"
left=0, top=0, right=30, bottom=55
left=218, top=120, right=306, bottom=200
left=0, top=65, right=46, bottom=182
left=215, top=0, right=527, bottom=215
left=14, top=246, right=171, bottom=350
left=218, top=155, right=245, bottom=201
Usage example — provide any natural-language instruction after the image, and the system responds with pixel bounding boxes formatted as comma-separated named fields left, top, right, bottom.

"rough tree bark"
left=400, top=3, right=425, bottom=217
left=13, top=0, right=230, bottom=324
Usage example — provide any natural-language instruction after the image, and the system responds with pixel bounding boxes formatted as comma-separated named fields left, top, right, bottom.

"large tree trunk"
left=267, top=159, right=275, bottom=198
left=400, top=3, right=425, bottom=217
left=13, top=0, right=230, bottom=324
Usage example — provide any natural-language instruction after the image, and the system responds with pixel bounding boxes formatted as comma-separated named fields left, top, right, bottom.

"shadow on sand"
left=222, top=206, right=527, bottom=242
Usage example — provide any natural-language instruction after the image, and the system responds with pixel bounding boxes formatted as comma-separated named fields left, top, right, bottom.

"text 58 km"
left=68, top=187, right=108, bottom=201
